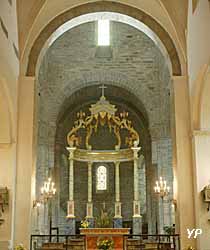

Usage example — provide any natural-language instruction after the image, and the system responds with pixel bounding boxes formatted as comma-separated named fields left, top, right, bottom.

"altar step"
left=41, top=239, right=85, bottom=250
left=145, top=242, right=157, bottom=250
left=145, top=242, right=172, bottom=250
left=66, top=238, right=85, bottom=250
left=40, top=239, right=172, bottom=250
left=126, top=239, right=145, bottom=250
left=41, top=242, right=65, bottom=250
left=126, top=240, right=172, bottom=250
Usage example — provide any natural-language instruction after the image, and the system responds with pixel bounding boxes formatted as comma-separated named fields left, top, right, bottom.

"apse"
left=35, top=19, right=173, bottom=236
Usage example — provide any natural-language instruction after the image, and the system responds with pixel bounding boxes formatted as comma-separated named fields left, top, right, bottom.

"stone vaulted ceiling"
left=17, top=0, right=188, bottom=59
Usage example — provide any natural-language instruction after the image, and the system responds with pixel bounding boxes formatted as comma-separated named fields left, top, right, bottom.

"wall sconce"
left=202, top=185, right=210, bottom=212
left=33, top=200, right=42, bottom=209
left=0, top=187, right=9, bottom=226
left=202, top=184, right=210, bottom=220
left=172, top=199, right=177, bottom=210
left=0, top=187, right=9, bottom=213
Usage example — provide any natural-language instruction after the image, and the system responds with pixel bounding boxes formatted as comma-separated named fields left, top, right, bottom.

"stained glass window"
left=96, top=165, right=107, bottom=190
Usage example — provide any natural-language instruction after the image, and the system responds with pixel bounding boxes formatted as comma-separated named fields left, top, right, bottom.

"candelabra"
left=154, top=176, right=170, bottom=199
left=32, top=178, right=57, bottom=237
left=154, top=176, right=170, bottom=235
left=40, top=178, right=56, bottom=241
left=40, top=178, right=56, bottom=202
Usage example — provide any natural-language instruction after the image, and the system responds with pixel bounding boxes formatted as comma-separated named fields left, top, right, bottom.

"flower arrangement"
left=80, top=218, right=89, bottom=228
left=15, top=244, right=26, bottom=250
left=186, top=247, right=195, bottom=250
left=97, top=237, right=114, bottom=250
left=95, top=208, right=113, bottom=228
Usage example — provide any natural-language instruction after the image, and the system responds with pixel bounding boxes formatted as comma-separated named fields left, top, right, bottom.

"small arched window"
left=96, top=165, right=107, bottom=191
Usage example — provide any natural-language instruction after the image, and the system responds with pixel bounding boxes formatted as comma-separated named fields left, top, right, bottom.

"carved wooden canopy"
left=67, top=91, right=139, bottom=150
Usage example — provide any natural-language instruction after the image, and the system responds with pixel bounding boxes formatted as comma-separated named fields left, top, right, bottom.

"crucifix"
left=99, top=84, right=107, bottom=97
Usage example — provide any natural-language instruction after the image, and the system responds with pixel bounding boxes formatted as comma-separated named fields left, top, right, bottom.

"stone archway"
left=191, top=65, right=210, bottom=250
left=54, top=85, right=152, bottom=234
left=199, top=69, right=210, bottom=129
left=35, top=17, right=174, bottom=236
left=25, top=1, right=182, bottom=77
left=17, top=2, right=196, bottom=249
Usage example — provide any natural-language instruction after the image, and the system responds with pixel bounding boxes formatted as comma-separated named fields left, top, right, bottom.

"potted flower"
left=15, top=244, right=26, bottom=250
left=97, top=237, right=114, bottom=250
left=80, top=218, right=89, bottom=228
left=186, top=247, right=195, bottom=250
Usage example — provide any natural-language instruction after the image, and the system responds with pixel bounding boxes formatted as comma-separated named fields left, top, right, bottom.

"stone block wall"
left=36, top=20, right=173, bottom=234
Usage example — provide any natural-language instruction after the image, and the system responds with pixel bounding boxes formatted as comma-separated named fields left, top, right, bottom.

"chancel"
left=66, top=86, right=141, bottom=235
left=1, top=1, right=210, bottom=250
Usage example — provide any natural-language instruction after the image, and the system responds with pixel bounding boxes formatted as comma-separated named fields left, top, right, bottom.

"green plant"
left=97, top=237, right=114, bottom=250
left=163, top=225, right=175, bottom=235
left=15, top=244, right=26, bottom=250
left=80, top=218, right=89, bottom=228
left=95, top=208, right=113, bottom=228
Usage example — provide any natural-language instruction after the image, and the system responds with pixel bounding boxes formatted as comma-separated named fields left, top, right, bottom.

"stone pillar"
left=66, top=147, right=76, bottom=234
left=13, top=77, right=36, bottom=248
left=132, top=146, right=142, bottom=234
left=114, top=161, right=122, bottom=228
left=172, top=76, right=196, bottom=248
left=86, top=162, right=94, bottom=227
left=192, top=130, right=210, bottom=250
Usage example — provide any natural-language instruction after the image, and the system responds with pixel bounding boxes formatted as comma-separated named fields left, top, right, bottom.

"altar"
left=65, top=88, right=142, bottom=236
left=80, top=228, right=130, bottom=250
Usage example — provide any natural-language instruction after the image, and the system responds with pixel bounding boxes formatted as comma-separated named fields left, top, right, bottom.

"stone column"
left=192, top=130, right=210, bottom=250
left=66, top=147, right=76, bottom=234
left=86, top=162, right=94, bottom=227
left=13, top=77, right=36, bottom=248
left=114, top=161, right=122, bottom=228
left=132, top=146, right=142, bottom=235
left=172, top=76, right=195, bottom=248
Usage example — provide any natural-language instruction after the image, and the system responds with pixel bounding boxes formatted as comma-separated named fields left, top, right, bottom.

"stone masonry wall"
left=56, top=101, right=146, bottom=231
left=36, top=20, right=172, bottom=233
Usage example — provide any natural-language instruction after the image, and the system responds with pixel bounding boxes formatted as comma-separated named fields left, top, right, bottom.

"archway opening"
left=33, top=17, right=174, bottom=237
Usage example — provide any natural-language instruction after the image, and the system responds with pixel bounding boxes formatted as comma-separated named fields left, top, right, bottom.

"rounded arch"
left=55, top=83, right=152, bottom=164
left=191, top=64, right=210, bottom=130
left=35, top=12, right=172, bottom=77
left=191, top=64, right=209, bottom=129
left=57, top=83, right=149, bottom=129
left=54, top=84, right=152, bottom=216
left=200, top=66, right=210, bottom=129
left=96, top=164, right=108, bottom=191
left=26, top=1, right=182, bottom=77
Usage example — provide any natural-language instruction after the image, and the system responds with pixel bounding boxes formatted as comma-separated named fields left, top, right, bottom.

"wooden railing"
left=123, top=234, right=180, bottom=250
left=30, top=233, right=180, bottom=250
left=30, top=234, right=86, bottom=250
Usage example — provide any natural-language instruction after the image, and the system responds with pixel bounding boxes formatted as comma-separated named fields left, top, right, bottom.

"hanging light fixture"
left=154, top=176, right=170, bottom=199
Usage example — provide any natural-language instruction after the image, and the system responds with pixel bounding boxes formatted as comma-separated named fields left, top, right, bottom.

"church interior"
left=0, top=1, right=210, bottom=250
